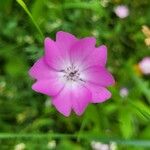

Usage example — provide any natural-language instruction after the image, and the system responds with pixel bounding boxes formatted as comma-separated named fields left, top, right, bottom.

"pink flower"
left=119, top=87, right=129, bottom=98
left=114, top=5, right=129, bottom=19
left=138, top=57, right=150, bottom=75
left=29, top=31, right=115, bottom=116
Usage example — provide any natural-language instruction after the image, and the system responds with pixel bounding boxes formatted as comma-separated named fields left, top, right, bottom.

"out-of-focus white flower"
left=47, top=140, right=56, bottom=149
left=114, top=5, right=129, bottom=18
left=91, top=141, right=117, bottom=150
left=14, top=143, right=25, bottom=150
left=91, top=141, right=109, bottom=150
left=138, top=57, right=150, bottom=75
left=110, top=142, right=117, bottom=150
left=119, top=87, right=129, bottom=98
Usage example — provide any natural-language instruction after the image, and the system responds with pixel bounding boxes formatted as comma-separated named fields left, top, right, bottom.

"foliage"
left=0, top=0, right=150, bottom=149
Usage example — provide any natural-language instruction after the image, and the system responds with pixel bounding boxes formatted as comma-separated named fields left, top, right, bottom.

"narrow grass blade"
left=16, top=0, right=44, bottom=40
left=0, top=133, right=150, bottom=147
left=77, top=115, right=88, bottom=142
left=62, top=2, right=102, bottom=12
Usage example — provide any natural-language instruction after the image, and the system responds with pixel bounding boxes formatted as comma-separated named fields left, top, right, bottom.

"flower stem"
left=16, top=0, right=44, bottom=40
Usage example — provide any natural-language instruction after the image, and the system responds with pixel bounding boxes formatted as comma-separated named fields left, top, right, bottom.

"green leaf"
left=119, top=107, right=133, bottom=138
left=31, top=0, right=46, bottom=21
left=62, top=1, right=103, bottom=13
left=131, top=101, right=150, bottom=121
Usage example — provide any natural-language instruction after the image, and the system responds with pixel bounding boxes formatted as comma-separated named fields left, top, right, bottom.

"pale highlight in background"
left=114, top=5, right=129, bottom=18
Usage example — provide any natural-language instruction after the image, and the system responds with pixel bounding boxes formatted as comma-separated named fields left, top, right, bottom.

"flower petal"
left=44, top=37, right=69, bottom=70
left=32, top=72, right=65, bottom=96
left=71, top=82, right=92, bottom=116
left=86, top=83, right=112, bottom=103
left=81, top=66, right=115, bottom=86
left=70, top=37, right=96, bottom=66
left=82, top=45, right=107, bottom=69
left=29, top=57, right=54, bottom=80
left=56, top=31, right=77, bottom=52
left=52, top=86, right=72, bottom=117
left=52, top=82, right=92, bottom=116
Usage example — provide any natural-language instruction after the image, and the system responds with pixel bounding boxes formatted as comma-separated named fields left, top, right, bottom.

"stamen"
left=62, top=65, right=81, bottom=82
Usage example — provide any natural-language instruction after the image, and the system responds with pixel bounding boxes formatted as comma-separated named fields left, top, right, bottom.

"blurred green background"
left=0, top=0, right=150, bottom=149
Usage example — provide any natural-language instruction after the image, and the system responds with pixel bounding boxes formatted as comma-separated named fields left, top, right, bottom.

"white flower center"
left=61, top=65, right=83, bottom=82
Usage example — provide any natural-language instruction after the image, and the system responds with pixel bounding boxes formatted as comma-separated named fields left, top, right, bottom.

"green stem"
left=0, top=133, right=150, bottom=147
left=77, top=114, right=88, bottom=142
left=16, top=0, right=44, bottom=40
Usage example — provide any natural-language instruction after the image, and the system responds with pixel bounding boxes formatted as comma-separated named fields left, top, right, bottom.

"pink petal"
left=52, top=82, right=92, bottom=116
left=52, top=86, right=72, bottom=117
left=70, top=37, right=96, bottom=66
left=71, top=82, right=92, bottom=116
left=44, top=37, right=69, bottom=70
left=82, top=66, right=115, bottom=86
left=82, top=45, right=107, bottom=69
left=32, top=73, right=65, bottom=96
left=86, top=83, right=112, bottom=103
left=29, top=57, right=54, bottom=80
left=56, top=31, right=78, bottom=53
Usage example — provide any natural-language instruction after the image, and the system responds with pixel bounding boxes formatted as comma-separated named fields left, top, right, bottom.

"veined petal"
left=32, top=72, right=65, bottom=96
left=81, top=66, right=115, bottom=86
left=56, top=31, right=78, bottom=53
left=71, top=82, right=92, bottom=116
left=52, top=86, right=72, bottom=117
left=52, top=82, right=92, bottom=116
left=29, top=57, right=54, bottom=80
left=86, top=83, right=112, bottom=103
left=70, top=37, right=96, bottom=66
left=82, top=45, right=107, bottom=69
left=44, top=37, right=70, bottom=70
